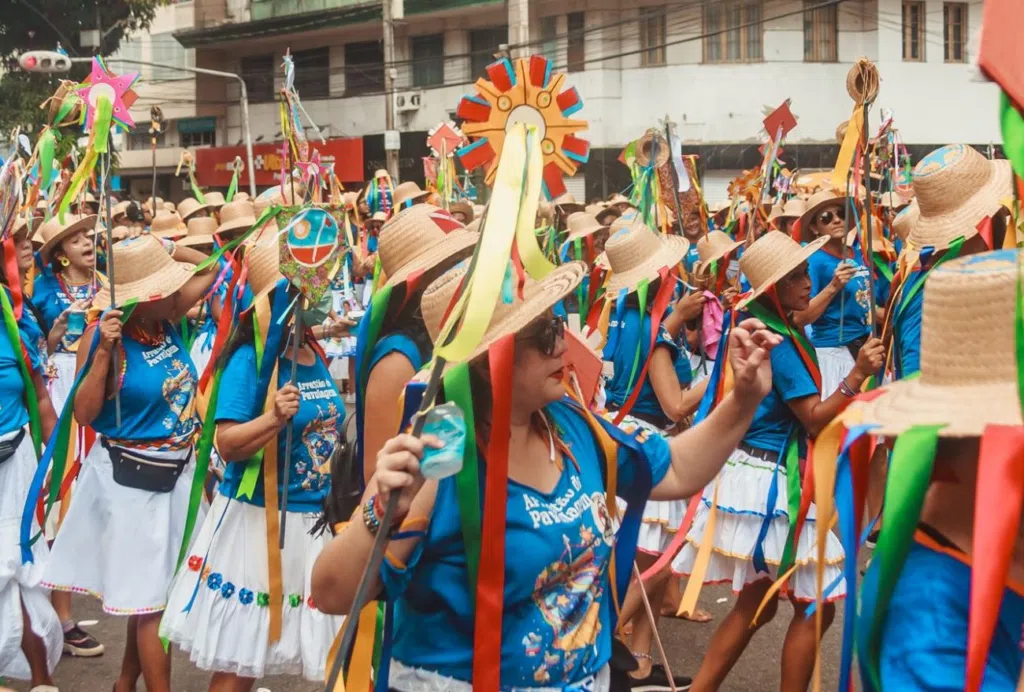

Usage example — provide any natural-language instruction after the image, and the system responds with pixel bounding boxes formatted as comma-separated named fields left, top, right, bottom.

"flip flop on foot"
left=661, top=605, right=713, bottom=623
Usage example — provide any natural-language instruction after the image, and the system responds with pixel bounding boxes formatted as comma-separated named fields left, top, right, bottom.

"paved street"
left=6, top=581, right=843, bottom=691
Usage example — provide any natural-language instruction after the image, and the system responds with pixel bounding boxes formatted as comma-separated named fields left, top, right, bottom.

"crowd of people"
left=0, top=138, right=1019, bottom=692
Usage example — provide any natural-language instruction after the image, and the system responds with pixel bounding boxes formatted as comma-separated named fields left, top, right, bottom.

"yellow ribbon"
left=346, top=601, right=379, bottom=692
left=514, top=128, right=555, bottom=281
left=678, top=478, right=718, bottom=617
left=831, top=108, right=865, bottom=192
left=812, top=416, right=846, bottom=692
left=260, top=362, right=283, bottom=644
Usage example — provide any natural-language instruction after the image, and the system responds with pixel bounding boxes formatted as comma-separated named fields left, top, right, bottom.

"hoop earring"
left=59, top=257, right=70, bottom=267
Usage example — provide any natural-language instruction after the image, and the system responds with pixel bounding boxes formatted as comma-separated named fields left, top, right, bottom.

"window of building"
left=639, top=7, right=667, bottom=67
left=902, top=1, right=926, bottom=61
left=803, top=0, right=838, bottom=62
left=292, top=47, right=330, bottom=99
left=704, top=1, right=763, bottom=63
left=127, top=125, right=165, bottom=151
left=180, top=130, right=216, bottom=148
left=411, top=34, right=445, bottom=87
left=344, top=41, right=384, bottom=96
left=150, top=33, right=195, bottom=80
left=469, top=26, right=508, bottom=79
left=240, top=54, right=275, bottom=103
left=109, top=39, right=147, bottom=79
left=567, top=12, right=586, bottom=72
left=540, top=16, right=558, bottom=63
left=944, top=2, right=967, bottom=63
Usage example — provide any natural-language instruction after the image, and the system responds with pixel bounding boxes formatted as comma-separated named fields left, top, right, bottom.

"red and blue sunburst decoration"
left=456, top=55, right=590, bottom=199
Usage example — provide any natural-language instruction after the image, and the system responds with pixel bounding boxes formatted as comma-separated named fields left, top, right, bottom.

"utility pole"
left=382, top=0, right=400, bottom=182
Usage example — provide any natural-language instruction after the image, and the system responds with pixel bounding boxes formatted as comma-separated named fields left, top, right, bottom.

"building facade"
left=139, top=0, right=996, bottom=202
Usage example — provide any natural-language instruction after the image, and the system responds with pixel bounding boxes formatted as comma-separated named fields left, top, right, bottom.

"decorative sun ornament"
left=456, top=55, right=590, bottom=199
left=78, top=56, right=139, bottom=131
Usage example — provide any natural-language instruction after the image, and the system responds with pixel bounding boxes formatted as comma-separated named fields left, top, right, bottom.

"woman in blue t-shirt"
left=44, top=235, right=216, bottom=692
left=793, top=190, right=878, bottom=397
left=161, top=238, right=345, bottom=686
left=311, top=259, right=782, bottom=691
left=356, top=204, right=477, bottom=485
left=673, top=231, right=884, bottom=691
left=0, top=216, right=64, bottom=688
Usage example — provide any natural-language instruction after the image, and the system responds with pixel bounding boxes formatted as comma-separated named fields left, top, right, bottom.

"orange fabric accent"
left=914, top=530, right=1024, bottom=597
left=261, top=362, right=284, bottom=644
left=678, top=478, right=719, bottom=617
left=345, top=601, right=378, bottom=692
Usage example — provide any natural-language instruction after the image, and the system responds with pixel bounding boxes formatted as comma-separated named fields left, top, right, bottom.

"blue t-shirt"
left=31, top=273, right=97, bottom=353
left=217, top=344, right=343, bottom=512
left=0, top=318, right=37, bottom=436
left=894, top=269, right=925, bottom=379
left=381, top=398, right=672, bottom=687
left=683, top=245, right=700, bottom=274
left=742, top=335, right=819, bottom=454
left=807, top=249, right=872, bottom=348
left=92, top=325, right=199, bottom=445
left=603, top=307, right=691, bottom=420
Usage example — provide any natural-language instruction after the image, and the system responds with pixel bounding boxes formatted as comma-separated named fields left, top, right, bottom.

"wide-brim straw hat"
left=536, top=201, right=555, bottom=224
left=553, top=193, right=585, bottom=214
left=449, top=200, right=474, bottom=224
left=111, top=201, right=131, bottom=220
left=877, top=191, right=909, bottom=210
left=150, top=210, right=188, bottom=239
left=378, top=204, right=478, bottom=290
left=204, top=191, right=227, bottom=209
left=422, top=259, right=586, bottom=365
left=607, top=193, right=632, bottom=207
left=561, top=212, right=608, bottom=249
left=234, top=191, right=251, bottom=202
left=694, top=231, right=743, bottom=276
left=852, top=249, right=1023, bottom=436
left=798, top=189, right=851, bottom=243
left=142, top=197, right=165, bottom=214
left=162, top=201, right=176, bottom=213
left=909, top=144, right=1012, bottom=251
left=37, top=214, right=97, bottom=263
left=737, top=231, right=829, bottom=308
left=217, top=200, right=257, bottom=235
left=892, top=198, right=920, bottom=243
left=781, top=197, right=807, bottom=220
left=392, top=181, right=430, bottom=208
left=586, top=203, right=619, bottom=226
left=599, top=218, right=689, bottom=295
left=245, top=235, right=287, bottom=304
left=179, top=217, right=219, bottom=248
left=93, top=235, right=196, bottom=310
left=177, top=197, right=210, bottom=221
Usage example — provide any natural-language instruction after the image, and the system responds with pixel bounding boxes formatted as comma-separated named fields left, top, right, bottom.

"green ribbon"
left=176, top=360, right=221, bottom=570
left=626, top=279, right=649, bottom=393
left=895, top=236, right=965, bottom=325
left=38, top=129, right=56, bottom=190
left=861, top=424, right=942, bottom=691
left=93, top=97, right=113, bottom=155
left=1000, top=91, right=1024, bottom=181
left=872, top=253, right=894, bottom=282
left=226, top=166, right=239, bottom=204
left=776, top=433, right=802, bottom=573
left=0, top=288, right=41, bottom=458
left=444, top=363, right=481, bottom=594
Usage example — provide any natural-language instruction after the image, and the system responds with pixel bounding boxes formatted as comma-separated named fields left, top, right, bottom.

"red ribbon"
left=471, top=334, right=515, bottom=692
left=198, top=268, right=242, bottom=391
left=966, top=424, right=1024, bottom=692
left=3, top=237, right=23, bottom=320
left=396, top=268, right=424, bottom=313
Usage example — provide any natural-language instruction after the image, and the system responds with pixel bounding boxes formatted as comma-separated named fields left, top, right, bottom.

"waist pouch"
left=0, top=429, right=26, bottom=466
left=844, top=334, right=869, bottom=361
left=104, top=440, right=192, bottom=493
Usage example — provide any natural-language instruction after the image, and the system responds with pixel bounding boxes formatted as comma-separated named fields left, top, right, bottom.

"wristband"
left=838, top=378, right=857, bottom=398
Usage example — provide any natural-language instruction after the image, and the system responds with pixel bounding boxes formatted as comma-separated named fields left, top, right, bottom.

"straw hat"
left=111, top=201, right=131, bottom=220
left=852, top=249, right=1023, bottom=436
left=150, top=210, right=188, bottom=239
left=694, top=231, right=743, bottom=276
left=607, top=193, right=632, bottom=207
left=599, top=218, right=689, bottom=295
left=366, top=211, right=387, bottom=225
left=798, top=189, right=851, bottom=243
left=37, top=214, right=97, bottom=263
left=909, top=144, right=1012, bottom=251
left=204, top=191, right=226, bottom=209
left=93, top=235, right=197, bottom=310
left=877, top=191, right=908, bottom=210
left=781, top=197, right=807, bottom=220
left=449, top=200, right=474, bottom=224
left=179, top=217, right=219, bottom=248
left=585, top=203, right=619, bottom=226
left=892, top=198, right=920, bottom=243
left=234, top=191, right=251, bottom=202
left=767, top=203, right=785, bottom=223
left=392, top=181, right=430, bottom=208
left=111, top=225, right=132, bottom=241
left=245, top=236, right=286, bottom=303
left=562, top=212, right=608, bottom=247
left=177, top=197, right=210, bottom=221
left=422, top=259, right=586, bottom=364
left=553, top=193, right=585, bottom=214
left=162, top=201, right=176, bottom=213
left=737, top=231, right=829, bottom=308
left=217, top=200, right=257, bottom=235
left=142, top=197, right=165, bottom=214
left=537, top=201, right=555, bottom=225
left=378, top=204, right=478, bottom=289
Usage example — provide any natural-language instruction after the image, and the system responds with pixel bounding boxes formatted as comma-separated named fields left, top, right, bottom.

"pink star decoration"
left=295, top=149, right=322, bottom=185
left=78, top=56, right=139, bottom=132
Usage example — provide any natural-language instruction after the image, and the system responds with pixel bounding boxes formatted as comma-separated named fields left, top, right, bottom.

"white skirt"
left=671, top=447, right=845, bottom=602
left=47, top=351, right=78, bottom=414
left=161, top=493, right=343, bottom=681
left=816, top=346, right=855, bottom=398
left=43, top=440, right=202, bottom=615
left=0, top=429, right=62, bottom=680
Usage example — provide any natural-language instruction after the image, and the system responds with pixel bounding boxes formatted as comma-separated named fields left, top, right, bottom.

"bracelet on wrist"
left=362, top=493, right=407, bottom=537
left=838, top=378, right=858, bottom=398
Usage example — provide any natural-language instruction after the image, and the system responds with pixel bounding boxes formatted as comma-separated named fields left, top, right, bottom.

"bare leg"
left=51, top=590, right=73, bottom=623
left=689, top=578, right=778, bottom=692
left=618, top=552, right=671, bottom=629
left=20, top=599, right=53, bottom=687
left=780, top=600, right=836, bottom=692
left=627, top=575, right=668, bottom=679
left=135, top=611, right=171, bottom=692
left=115, top=616, right=141, bottom=692
left=209, top=672, right=256, bottom=692
left=865, top=445, right=888, bottom=533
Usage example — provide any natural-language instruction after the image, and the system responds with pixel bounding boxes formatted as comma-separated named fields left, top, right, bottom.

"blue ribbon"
left=693, top=313, right=732, bottom=424
left=603, top=288, right=629, bottom=356
left=751, top=424, right=796, bottom=575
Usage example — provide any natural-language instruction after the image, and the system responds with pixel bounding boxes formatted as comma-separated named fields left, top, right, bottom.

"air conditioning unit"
left=393, top=91, right=423, bottom=114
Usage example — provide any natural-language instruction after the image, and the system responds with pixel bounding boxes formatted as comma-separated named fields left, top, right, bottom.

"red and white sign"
left=195, top=137, right=364, bottom=187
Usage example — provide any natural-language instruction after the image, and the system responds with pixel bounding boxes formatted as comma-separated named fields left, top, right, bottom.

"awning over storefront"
left=195, top=137, right=364, bottom=187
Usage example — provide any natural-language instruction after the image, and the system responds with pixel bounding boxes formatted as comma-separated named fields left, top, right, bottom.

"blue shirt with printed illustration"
left=31, top=273, right=95, bottom=353
left=381, top=398, right=672, bottom=687
left=807, top=248, right=872, bottom=348
left=217, top=343, right=343, bottom=512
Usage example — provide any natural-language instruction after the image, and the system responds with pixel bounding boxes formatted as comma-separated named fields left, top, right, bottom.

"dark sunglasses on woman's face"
left=817, top=208, right=845, bottom=226
left=518, top=316, right=566, bottom=356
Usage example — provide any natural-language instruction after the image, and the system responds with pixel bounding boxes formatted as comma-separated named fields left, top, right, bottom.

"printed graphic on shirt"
left=160, top=354, right=198, bottom=438
left=297, top=378, right=341, bottom=492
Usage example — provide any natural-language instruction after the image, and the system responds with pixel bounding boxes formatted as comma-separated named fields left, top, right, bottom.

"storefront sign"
left=195, top=137, right=364, bottom=187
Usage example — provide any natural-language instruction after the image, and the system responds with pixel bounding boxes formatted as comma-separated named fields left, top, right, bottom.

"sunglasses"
left=518, top=316, right=566, bottom=356
left=780, top=263, right=810, bottom=284
left=817, top=208, right=845, bottom=225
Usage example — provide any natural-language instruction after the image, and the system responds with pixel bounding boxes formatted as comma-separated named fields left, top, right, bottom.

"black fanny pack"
left=844, top=334, right=870, bottom=361
left=104, top=440, right=191, bottom=493
left=0, top=428, right=27, bottom=466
